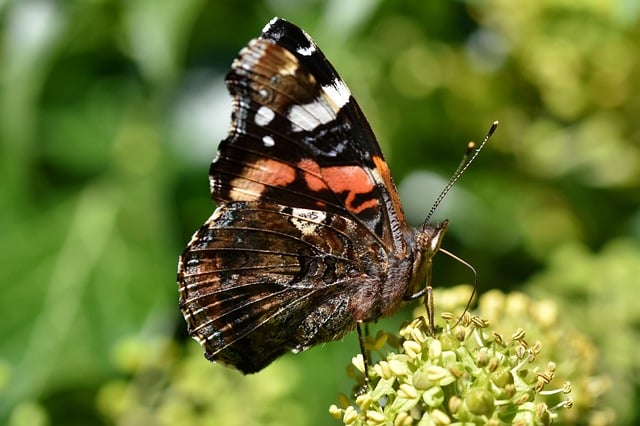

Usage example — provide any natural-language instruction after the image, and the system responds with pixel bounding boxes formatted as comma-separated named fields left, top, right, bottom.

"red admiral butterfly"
left=178, top=17, right=496, bottom=374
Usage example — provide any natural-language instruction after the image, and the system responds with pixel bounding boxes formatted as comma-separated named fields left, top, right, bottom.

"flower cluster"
left=330, top=289, right=584, bottom=425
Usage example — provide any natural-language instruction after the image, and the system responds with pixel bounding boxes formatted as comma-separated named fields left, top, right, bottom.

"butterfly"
left=177, top=17, right=495, bottom=374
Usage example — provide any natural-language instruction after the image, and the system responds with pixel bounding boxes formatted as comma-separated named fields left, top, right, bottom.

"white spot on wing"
left=286, top=78, right=352, bottom=131
left=322, top=78, right=351, bottom=109
left=288, top=99, right=335, bottom=132
left=262, top=135, right=275, bottom=147
left=262, top=16, right=280, bottom=34
left=290, top=208, right=327, bottom=236
left=297, top=43, right=316, bottom=56
left=300, top=29, right=318, bottom=55
left=255, top=106, right=275, bottom=126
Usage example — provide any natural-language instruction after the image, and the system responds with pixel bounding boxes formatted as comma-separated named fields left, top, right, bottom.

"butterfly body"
left=178, top=17, right=448, bottom=374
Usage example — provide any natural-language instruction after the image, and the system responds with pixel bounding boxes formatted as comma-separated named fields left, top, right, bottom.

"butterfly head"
left=402, top=220, right=449, bottom=299
left=417, top=219, right=449, bottom=258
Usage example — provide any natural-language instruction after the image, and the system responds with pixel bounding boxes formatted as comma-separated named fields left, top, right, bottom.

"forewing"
left=211, top=18, right=408, bottom=252
left=178, top=201, right=387, bottom=374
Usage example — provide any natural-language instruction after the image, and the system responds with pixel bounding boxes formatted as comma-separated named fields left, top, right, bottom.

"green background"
left=1, top=0, right=639, bottom=424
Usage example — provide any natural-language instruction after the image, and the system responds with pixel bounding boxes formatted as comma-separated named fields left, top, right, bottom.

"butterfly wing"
left=178, top=18, right=418, bottom=373
left=211, top=17, right=408, bottom=251
left=179, top=202, right=390, bottom=373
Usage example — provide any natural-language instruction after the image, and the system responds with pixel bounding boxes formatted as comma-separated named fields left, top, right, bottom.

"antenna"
left=421, top=121, right=498, bottom=231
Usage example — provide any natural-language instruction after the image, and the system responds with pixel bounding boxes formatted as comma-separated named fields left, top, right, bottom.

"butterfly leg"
left=356, top=321, right=371, bottom=389
left=407, top=287, right=435, bottom=334
left=425, top=285, right=435, bottom=335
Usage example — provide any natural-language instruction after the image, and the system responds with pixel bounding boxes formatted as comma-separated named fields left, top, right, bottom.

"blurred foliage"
left=96, top=337, right=307, bottom=426
left=1, top=0, right=639, bottom=425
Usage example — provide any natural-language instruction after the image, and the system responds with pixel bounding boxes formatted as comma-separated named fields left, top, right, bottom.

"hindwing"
left=179, top=202, right=393, bottom=373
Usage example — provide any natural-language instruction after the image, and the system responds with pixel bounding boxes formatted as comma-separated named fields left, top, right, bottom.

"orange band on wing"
left=297, top=158, right=378, bottom=214
left=255, top=158, right=297, bottom=186
left=323, top=165, right=377, bottom=214
left=297, top=158, right=325, bottom=191
left=229, top=158, right=296, bottom=200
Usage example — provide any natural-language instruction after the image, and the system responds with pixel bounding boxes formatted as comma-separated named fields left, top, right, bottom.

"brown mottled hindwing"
left=178, top=201, right=397, bottom=374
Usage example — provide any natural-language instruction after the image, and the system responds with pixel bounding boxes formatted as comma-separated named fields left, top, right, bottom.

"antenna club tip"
left=486, top=121, right=499, bottom=138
